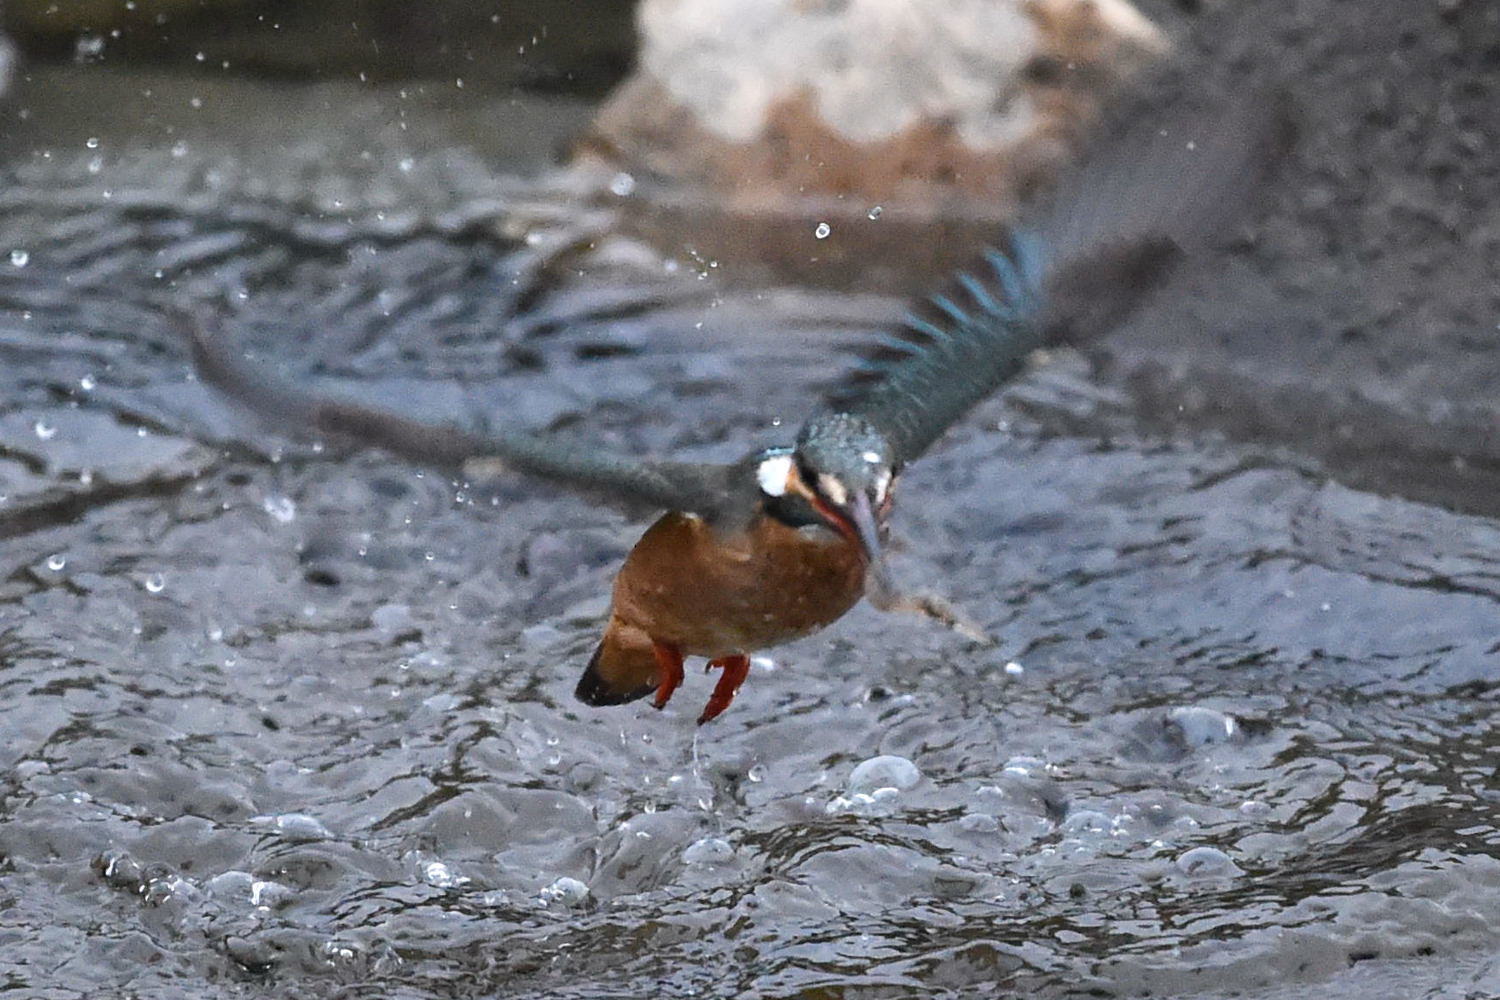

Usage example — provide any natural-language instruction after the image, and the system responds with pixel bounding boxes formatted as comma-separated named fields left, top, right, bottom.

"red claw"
left=698, top=655, right=750, bottom=725
left=651, top=641, right=684, bottom=710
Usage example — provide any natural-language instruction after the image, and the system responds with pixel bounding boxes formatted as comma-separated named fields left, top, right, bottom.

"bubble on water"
left=1004, top=660, right=1025, bottom=676
left=1002, top=755, right=1046, bottom=777
left=249, top=879, right=293, bottom=908
left=848, top=755, right=921, bottom=795
left=33, top=420, right=56, bottom=440
left=170, top=141, right=188, bottom=159
left=398, top=157, right=415, bottom=173
left=420, top=859, right=470, bottom=889
left=204, top=870, right=293, bottom=910
left=78, top=373, right=96, bottom=391
left=1061, top=809, right=1112, bottom=835
left=143, top=573, right=166, bottom=594
left=262, top=494, right=297, bottom=524
left=683, top=837, right=735, bottom=866
left=87, top=156, right=104, bottom=175
left=867, top=205, right=883, bottom=220
left=1166, top=706, right=1239, bottom=746
left=814, top=222, right=832, bottom=239
left=1176, top=846, right=1242, bottom=877
left=9, top=249, right=28, bottom=267
left=747, top=763, right=767, bottom=783
left=256, top=812, right=331, bottom=843
left=538, top=876, right=589, bottom=907
left=205, top=870, right=254, bottom=900
left=608, top=171, right=636, bottom=197
left=85, top=136, right=100, bottom=149
left=45, top=554, right=67, bottom=572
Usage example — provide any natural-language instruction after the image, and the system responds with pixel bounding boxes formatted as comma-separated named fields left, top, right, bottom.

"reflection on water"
left=0, top=65, right=1498, bottom=1000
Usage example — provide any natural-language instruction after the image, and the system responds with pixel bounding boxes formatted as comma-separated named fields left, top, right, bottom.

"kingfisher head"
left=753, top=413, right=898, bottom=569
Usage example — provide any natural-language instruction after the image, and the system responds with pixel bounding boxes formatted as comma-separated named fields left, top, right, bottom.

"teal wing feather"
left=842, top=232, right=1051, bottom=466
left=840, top=96, right=1290, bottom=467
left=186, top=315, right=740, bottom=520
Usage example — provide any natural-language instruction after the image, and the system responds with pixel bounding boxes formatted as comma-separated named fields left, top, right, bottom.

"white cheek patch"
left=817, top=473, right=848, bottom=507
left=756, top=453, right=794, bottom=497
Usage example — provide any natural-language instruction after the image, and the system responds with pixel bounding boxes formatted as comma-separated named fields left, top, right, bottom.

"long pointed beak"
left=844, top=492, right=900, bottom=599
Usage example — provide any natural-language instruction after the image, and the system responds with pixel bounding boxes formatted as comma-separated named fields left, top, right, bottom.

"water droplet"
left=87, top=157, right=103, bottom=175
left=9, top=249, right=28, bottom=267
left=608, top=171, right=636, bottom=197
left=75, top=34, right=105, bottom=62
left=78, top=373, right=96, bottom=390
left=867, top=205, right=883, bottom=220
left=143, top=572, right=165, bottom=594
left=262, top=494, right=297, bottom=524
left=85, top=136, right=100, bottom=149
left=398, top=157, right=415, bottom=173
left=814, top=222, right=832, bottom=239
left=45, top=554, right=67, bottom=572
left=170, top=141, right=188, bottom=159
left=1004, top=660, right=1025, bottom=676
left=33, top=420, right=56, bottom=440
left=747, top=764, right=767, bottom=783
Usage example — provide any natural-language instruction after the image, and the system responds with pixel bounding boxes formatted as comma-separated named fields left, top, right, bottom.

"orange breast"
left=609, top=512, right=867, bottom=657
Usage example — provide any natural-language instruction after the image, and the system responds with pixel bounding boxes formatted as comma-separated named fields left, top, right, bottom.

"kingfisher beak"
left=845, top=491, right=884, bottom=567
left=844, top=491, right=903, bottom=601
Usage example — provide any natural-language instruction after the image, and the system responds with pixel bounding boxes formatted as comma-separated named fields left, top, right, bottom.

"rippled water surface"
left=2, top=73, right=1499, bottom=1000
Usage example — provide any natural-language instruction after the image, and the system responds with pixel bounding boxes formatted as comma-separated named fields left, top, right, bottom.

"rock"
left=583, top=0, right=1166, bottom=237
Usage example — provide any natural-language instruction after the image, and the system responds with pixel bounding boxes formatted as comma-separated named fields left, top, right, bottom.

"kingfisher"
left=189, top=100, right=1283, bottom=723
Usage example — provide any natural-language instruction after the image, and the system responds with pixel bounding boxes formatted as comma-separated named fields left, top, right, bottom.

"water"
left=0, top=62, right=1498, bottom=1000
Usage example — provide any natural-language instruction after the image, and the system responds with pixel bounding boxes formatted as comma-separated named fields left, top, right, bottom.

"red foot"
left=651, top=641, right=684, bottom=710
left=698, top=655, right=750, bottom=725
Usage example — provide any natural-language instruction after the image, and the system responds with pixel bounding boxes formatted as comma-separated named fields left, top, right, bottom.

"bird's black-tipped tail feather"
left=573, top=635, right=658, bottom=707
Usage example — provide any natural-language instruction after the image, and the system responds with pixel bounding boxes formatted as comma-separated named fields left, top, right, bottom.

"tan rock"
left=583, top=0, right=1169, bottom=214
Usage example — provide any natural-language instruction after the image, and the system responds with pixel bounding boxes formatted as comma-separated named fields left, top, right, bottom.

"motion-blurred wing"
left=187, top=317, right=739, bottom=520
left=839, top=97, right=1290, bottom=467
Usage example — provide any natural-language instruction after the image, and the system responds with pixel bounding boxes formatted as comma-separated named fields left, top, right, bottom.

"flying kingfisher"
left=189, top=100, right=1283, bottom=724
